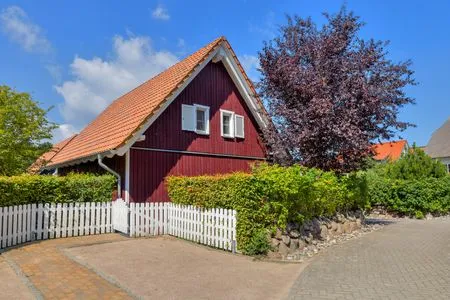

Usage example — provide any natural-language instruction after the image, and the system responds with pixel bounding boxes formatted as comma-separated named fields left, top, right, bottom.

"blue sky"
left=0, top=0, right=449, bottom=146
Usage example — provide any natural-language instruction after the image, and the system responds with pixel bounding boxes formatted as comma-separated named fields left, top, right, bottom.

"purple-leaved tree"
left=258, top=8, right=416, bottom=172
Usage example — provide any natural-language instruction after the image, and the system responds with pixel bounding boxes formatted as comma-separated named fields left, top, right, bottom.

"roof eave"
left=41, top=149, right=116, bottom=171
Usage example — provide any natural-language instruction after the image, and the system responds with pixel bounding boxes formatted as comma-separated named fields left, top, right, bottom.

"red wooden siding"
left=129, top=149, right=258, bottom=202
left=129, top=61, right=267, bottom=202
left=58, top=61, right=267, bottom=202
left=133, top=61, right=266, bottom=158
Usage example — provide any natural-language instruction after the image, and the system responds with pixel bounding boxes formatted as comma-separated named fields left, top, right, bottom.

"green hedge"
left=167, top=163, right=367, bottom=254
left=0, top=174, right=116, bottom=206
left=367, top=172, right=450, bottom=217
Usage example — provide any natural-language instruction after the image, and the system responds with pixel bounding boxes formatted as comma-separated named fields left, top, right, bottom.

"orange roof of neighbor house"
left=28, top=134, right=78, bottom=173
left=372, top=140, right=408, bottom=161
left=39, top=36, right=265, bottom=169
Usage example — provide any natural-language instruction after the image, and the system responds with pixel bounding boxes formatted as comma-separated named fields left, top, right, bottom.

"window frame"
left=220, top=109, right=235, bottom=138
left=193, top=104, right=209, bottom=135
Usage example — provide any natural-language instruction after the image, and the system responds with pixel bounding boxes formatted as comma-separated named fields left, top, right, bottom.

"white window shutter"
left=204, top=107, right=210, bottom=134
left=181, top=104, right=195, bottom=131
left=235, top=114, right=245, bottom=138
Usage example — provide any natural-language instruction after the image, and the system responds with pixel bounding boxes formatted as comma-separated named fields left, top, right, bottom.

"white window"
left=181, top=104, right=209, bottom=135
left=220, top=110, right=234, bottom=138
left=234, top=114, right=245, bottom=138
left=220, top=110, right=245, bottom=139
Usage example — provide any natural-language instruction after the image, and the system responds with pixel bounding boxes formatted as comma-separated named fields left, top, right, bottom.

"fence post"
left=129, top=203, right=134, bottom=238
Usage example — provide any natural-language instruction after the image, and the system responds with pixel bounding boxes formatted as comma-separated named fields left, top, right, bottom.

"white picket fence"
left=0, top=202, right=111, bottom=249
left=129, top=203, right=237, bottom=251
left=169, top=204, right=237, bottom=251
left=0, top=200, right=237, bottom=252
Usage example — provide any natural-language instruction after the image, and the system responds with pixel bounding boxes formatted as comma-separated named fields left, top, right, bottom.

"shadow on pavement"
left=364, top=218, right=397, bottom=225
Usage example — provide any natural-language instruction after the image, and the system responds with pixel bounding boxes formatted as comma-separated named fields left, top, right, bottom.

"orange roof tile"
left=40, top=36, right=264, bottom=168
left=28, top=134, right=78, bottom=173
left=372, top=140, right=408, bottom=161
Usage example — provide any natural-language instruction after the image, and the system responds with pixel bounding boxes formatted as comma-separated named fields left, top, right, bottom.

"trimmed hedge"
left=367, top=172, right=450, bottom=217
left=0, top=174, right=116, bottom=206
left=167, top=163, right=367, bottom=254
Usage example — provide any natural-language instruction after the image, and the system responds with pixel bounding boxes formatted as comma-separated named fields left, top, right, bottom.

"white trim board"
left=130, top=147, right=266, bottom=161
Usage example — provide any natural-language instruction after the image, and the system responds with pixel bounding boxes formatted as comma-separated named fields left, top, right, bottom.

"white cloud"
left=238, top=54, right=260, bottom=82
left=52, top=124, right=78, bottom=143
left=151, top=4, right=170, bottom=20
left=55, top=35, right=179, bottom=128
left=0, top=6, right=51, bottom=53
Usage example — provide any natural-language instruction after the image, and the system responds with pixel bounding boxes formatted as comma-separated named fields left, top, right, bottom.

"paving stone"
left=288, top=219, right=450, bottom=300
left=2, top=234, right=132, bottom=300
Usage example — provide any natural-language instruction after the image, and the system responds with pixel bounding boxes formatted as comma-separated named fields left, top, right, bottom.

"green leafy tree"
left=0, top=86, right=56, bottom=175
left=384, top=144, right=447, bottom=180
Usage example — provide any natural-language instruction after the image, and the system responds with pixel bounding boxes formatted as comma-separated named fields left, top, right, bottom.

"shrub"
left=414, top=211, right=424, bottom=219
left=244, top=228, right=271, bottom=256
left=384, top=145, right=447, bottom=180
left=0, top=173, right=116, bottom=206
left=167, top=163, right=368, bottom=254
left=367, top=171, right=450, bottom=216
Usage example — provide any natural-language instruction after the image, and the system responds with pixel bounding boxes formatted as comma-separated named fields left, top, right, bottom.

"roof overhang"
left=42, top=150, right=117, bottom=170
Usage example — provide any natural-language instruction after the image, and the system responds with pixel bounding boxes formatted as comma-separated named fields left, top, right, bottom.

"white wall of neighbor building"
left=437, top=156, right=450, bottom=172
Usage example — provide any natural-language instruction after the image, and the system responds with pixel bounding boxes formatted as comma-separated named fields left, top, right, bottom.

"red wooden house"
left=36, top=37, right=269, bottom=202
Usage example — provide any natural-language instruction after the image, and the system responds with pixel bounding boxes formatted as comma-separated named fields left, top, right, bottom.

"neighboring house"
left=28, top=134, right=78, bottom=174
left=371, top=140, right=409, bottom=162
left=425, top=118, right=450, bottom=173
left=35, top=37, right=269, bottom=202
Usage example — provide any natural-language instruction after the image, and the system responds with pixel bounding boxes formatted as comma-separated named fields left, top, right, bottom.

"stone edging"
left=60, top=246, right=142, bottom=300
left=1, top=253, right=44, bottom=300
left=268, top=211, right=386, bottom=261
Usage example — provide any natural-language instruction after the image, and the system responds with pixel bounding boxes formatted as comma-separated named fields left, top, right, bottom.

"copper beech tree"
left=258, top=9, right=416, bottom=172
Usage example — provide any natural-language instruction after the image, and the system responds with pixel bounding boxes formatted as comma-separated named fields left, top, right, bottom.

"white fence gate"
left=112, top=198, right=129, bottom=234
left=0, top=200, right=237, bottom=252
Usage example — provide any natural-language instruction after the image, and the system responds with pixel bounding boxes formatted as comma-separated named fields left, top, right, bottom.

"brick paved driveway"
left=1, top=234, right=132, bottom=300
left=1, top=219, right=449, bottom=300
left=288, top=219, right=450, bottom=300
left=1, top=234, right=301, bottom=300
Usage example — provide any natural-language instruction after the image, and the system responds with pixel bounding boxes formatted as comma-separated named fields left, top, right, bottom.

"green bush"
left=367, top=171, right=450, bottom=217
left=244, top=228, right=271, bottom=256
left=0, top=173, right=116, bottom=206
left=383, top=145, right=447, bottom=180
left=167, top=163, right=368, bottom=254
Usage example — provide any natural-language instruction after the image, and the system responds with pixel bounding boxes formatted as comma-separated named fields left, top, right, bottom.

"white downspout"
left=124, top=150, right=130, bottom=203
left=98, top=154, right=121, bottom=199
